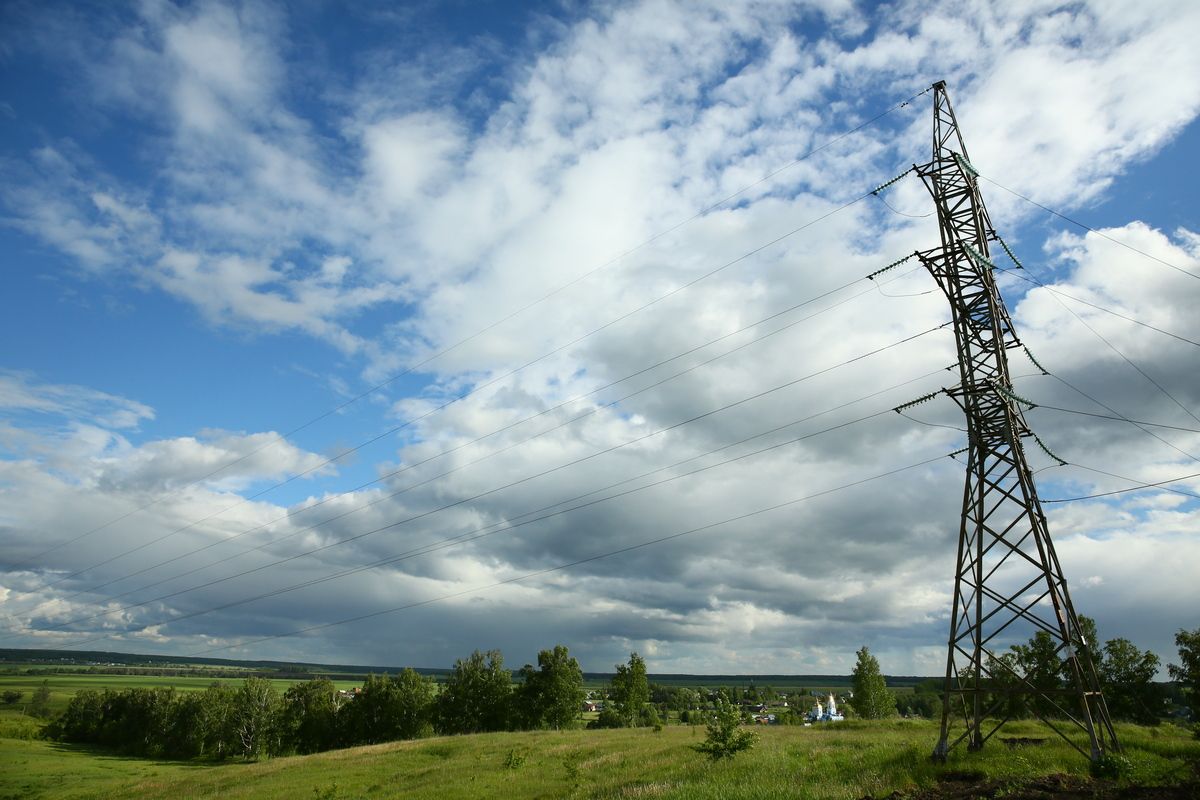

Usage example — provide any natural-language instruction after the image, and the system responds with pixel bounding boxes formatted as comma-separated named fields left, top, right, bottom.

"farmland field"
left=0, top=672, right=363, bottom=720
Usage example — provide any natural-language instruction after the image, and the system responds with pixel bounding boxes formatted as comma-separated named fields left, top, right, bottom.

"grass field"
left=2, top=717, right=1197, bottom=800
left=1, top=670, right=1196, bottom=799
left=0, top=672, right=364, bottom=719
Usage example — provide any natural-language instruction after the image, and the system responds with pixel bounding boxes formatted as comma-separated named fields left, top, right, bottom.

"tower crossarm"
left=915, top=81, right=1117, bottom=763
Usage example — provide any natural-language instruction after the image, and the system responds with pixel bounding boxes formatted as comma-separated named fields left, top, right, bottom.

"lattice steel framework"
left=915, top=82, right=1118, bottom=761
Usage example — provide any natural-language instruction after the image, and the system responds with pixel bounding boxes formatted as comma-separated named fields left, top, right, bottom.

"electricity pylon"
left=914, top=81, right=1118, bottom=761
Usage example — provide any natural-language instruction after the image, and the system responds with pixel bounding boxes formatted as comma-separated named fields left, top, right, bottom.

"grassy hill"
left=3, top=719, right=1198, bottom=800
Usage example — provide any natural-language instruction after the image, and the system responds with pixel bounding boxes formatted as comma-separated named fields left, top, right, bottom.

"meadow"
left=3, top=717, right=1198, bottom=800
left=2, top=669, right=1196, bottom=799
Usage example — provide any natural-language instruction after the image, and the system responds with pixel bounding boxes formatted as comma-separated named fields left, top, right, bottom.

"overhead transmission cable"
left=15, top=261, right=929, bottom=629
left=46, top=364, right=954, bottom=642
left=1042, top=470, right=1200, bottom=504
left=38, top=325, right=948, bottom=645
left=995, top=267, right=1200, bottom=350
left=188, top=448, right=956, bottom=658
left=1063, top=463, right=1200, bottom=503
left=989, top=235, right=1200, bottom=434
left=979, top=175, right=1200, bottom=281
left=975, top=173, right=1200, bottom=432
left=1020, top=351, right=1200, bottom=466
left=13, top=177, right=919, bottom=614
left=61, top=375, right=954, bottom=648
left=18, top=85, right=935, bottom=569
left=1029, top=404, right=1200, bottom=433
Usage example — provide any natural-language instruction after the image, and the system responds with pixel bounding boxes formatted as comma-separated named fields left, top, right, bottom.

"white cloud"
left=1, top=0, right=1198, bottom=674
left=0, top=371, right=154, bottom=430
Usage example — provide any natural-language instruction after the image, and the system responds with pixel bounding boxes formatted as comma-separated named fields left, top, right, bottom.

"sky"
left=0, top=0, right=1198, bottom=677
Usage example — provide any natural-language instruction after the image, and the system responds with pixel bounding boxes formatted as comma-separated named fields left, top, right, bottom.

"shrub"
left=693, top=698, right=757, bottom=761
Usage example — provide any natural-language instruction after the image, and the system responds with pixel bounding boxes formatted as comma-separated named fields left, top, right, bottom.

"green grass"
left=0, top=673, right=362, bottom=719
left=2, top=718, right=1196, bottom=800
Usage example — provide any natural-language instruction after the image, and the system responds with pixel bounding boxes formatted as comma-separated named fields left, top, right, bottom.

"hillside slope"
left=3, top=720, right=1197, bottom=800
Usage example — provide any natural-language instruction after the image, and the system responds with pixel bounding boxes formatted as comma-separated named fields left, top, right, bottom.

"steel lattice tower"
left=915, top=82, right=1118, bottom=761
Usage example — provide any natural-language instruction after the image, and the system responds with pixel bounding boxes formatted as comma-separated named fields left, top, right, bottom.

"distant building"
left=808, top=692, right=844, bottom=723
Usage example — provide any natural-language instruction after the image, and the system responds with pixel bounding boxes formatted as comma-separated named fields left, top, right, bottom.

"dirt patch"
left=862, top=773, right=1200, bottom=800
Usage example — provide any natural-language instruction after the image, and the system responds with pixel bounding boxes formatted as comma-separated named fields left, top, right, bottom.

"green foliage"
left=46, top=679, right=280, bottom=760
left=233, top=676, right=281, bottom=759
left=502, top=748, right=526, bottom=769
left=607, top=651, right=651, bottom=727
left=312, top=783, right=340, bottom=800
left=391, top=668, right=438, bottom=739
left=1012, top=631, right=1062, bottom=717
left=1169, top=627, right=1200, bottom=734
left=339, top=670, right=436, bottom=746
left=29, top=679, right=52, bottom=718
left=850, top=647, right=896, bottom=719
left=1100, top=638, right=1162, bottom=724
left=1, top=689, right=21, bottom=705
left=1089, top=752, right=1132, bottom=780
left=513, top=644, right=584, bottom=731
left=437, top=650, right=512, bottom=734
left=693, top=697, right=757, bottom=760
left=281, top=677, right=340, bottom=753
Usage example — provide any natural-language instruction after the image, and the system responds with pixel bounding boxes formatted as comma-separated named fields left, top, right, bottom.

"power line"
left=12, top=230, right=922, bottom=629
left=1043, top=470, right=1200, bottom=503
left=25, top=264, right=925, bottom=625
left=1032, top=403, right=1200, bottom=434
left=1068, top=463, right=1200, bottom=502
left=187, top=450, right=955, bottom=658
left=27, top=326, right=946, bottom=643
left=17, top=86, right=933, bottom=570
left=874, top=192, right=932, bottom=219
left=992, top=240, right=1200, bottom=428
left=1019, top=353, right=1200, bottom=466
left=997, top=267, right=1200, bottom=350
left=19, top=184, right=887, bottom=603
left=980, top=175, right=1200, bottom=281
left=60, top=382, right=952, bottom=648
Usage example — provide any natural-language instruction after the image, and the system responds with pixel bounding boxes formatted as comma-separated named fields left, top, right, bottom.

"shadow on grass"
left=44, top=740, right=252, bottom=769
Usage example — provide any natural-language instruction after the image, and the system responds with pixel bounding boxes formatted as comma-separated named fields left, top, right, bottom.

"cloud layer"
left=1, top=0, right=1198, bottom=675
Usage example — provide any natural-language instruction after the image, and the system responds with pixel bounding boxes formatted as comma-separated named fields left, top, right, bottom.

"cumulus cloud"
left=0, top=0, right=1197, bottom=675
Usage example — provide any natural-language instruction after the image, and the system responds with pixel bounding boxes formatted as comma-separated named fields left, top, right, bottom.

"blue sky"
left=1, top=0, right=1198, bottom=675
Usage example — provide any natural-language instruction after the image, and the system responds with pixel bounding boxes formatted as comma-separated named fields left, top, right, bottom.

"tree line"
left=49, top=645, right=587, bottom=760
left=868, top=623, right=1200, bottom=728
left=40, top=628, right=1200, bottom=760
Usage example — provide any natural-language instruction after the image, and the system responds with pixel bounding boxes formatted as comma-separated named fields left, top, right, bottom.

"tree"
left=162, top=692, right=208, bottom=759
left=391, top=668, right=438, bottom=740
left=232, top=677, right=281, bottom=760
left=850, top=647, right=896, bottom=719
left=437, top=649, right=512, bottom=734
left=48, top=689, right=103, bottom=743
left=514, top=644, right=585, bottom=730
left=693, top=697, right=757, bottom=760
left=1099, top=638, right=1161, bottom=724
left=609, top=652, right=651, bottom=727
left=30, top=680, right=52, bottom=718
left=339, top=670, right=435, bottom=745
left=1, top=690, right=21, bottom=705
left=196, top=683, right=239, bottom=760
left=984, top=651, right=1028, bottom=719
left=1012, top=630, right=1062, bottom=717
left=280, top=677, right=340, bottom=753
left=1169, top=628, right=1200, bottom=734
